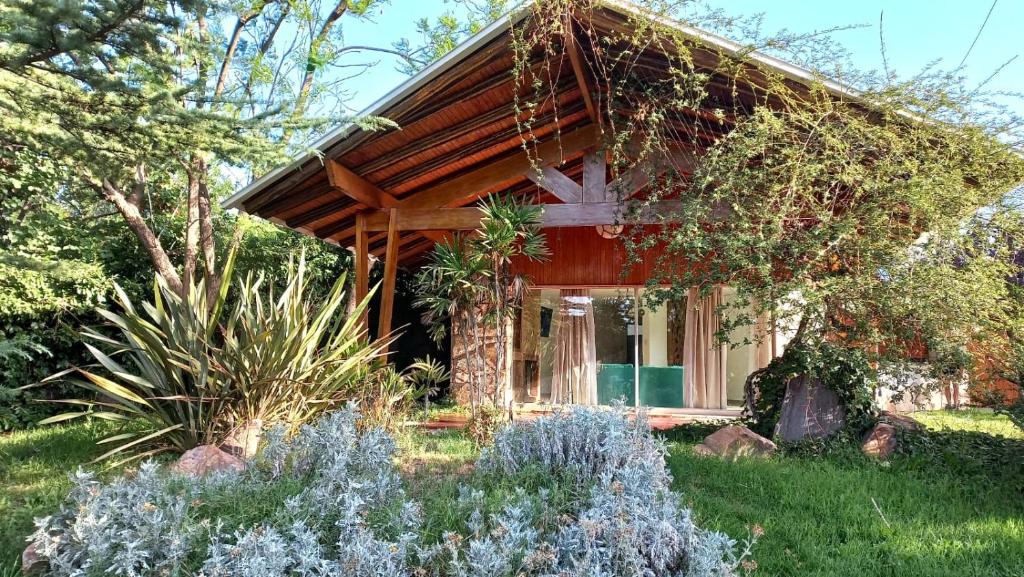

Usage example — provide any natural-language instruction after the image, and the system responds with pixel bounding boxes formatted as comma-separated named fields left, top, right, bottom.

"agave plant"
left=43, top=253, right=391, bottom=462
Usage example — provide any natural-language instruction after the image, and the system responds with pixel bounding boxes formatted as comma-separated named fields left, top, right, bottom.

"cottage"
left=223, top=1, right=867, bottom=414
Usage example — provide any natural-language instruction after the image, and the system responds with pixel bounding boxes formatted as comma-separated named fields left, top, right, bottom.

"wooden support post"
left=377, top=209, right=400, bottom=351
left=354, top=212, right=369, bottom=329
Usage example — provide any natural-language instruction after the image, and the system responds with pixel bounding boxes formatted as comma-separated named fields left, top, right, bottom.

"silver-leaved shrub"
left=31, top=404, right=750, bottom=577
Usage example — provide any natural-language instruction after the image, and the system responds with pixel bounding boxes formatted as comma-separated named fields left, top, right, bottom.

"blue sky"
left=337, top=0, right=1023, bottom=115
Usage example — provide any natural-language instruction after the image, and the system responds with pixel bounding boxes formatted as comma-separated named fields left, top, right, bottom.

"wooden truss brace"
left=352, top=124, right=599, bottom=337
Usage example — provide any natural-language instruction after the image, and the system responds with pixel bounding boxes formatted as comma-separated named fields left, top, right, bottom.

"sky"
left=335, top=0, right=1024, bottom=116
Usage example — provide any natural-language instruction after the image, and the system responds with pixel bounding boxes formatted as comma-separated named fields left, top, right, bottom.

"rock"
left=774, top=374, right=846, bottom=442
left=21, top=539, right=46, bottom=576
left=693, top=425, right=777, bottom=460
left=173, top=445, right=245, bottom=477
left=222, top=419, right=263, bottom=459
left=879, top=411, right=923, bottom=431
left=861, top=422, right=898, bottom=459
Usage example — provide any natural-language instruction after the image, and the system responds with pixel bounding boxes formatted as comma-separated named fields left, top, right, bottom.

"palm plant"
left=414, top=236, right=490, bottom=414
left=414, top=195, right=548, bottom=413
left=43, top=253, right=390, bottom=462
left=471, top=195, right=549, bottom=404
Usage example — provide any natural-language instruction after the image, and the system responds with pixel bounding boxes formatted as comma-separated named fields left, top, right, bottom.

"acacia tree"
left=510, top=0, right=1024, bottom=382
left=0, top=0, right=417, bottom=305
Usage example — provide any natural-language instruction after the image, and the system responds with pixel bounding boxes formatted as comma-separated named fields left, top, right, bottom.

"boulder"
left=774, top=374, right=846, bottom=442
left=861, top=422, right=898, bottom=459
left=173, top=445, right=245, bottom=477
left=222, top=419, right=263, bottom=459
left=693, top=425, right=777, bottom=460
left=21, top=539, right=45, bottom=576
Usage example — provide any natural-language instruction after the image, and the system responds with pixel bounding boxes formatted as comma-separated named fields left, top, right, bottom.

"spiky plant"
left=43, top=253, right=389, bottom=462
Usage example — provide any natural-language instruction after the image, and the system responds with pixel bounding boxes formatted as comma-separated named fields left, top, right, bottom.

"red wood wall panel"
left=511, top=226, right=663, bottom=286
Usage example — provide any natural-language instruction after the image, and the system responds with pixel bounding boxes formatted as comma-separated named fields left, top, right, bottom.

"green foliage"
left=747, top=339, right=877, bottom=437
left=357, top=356, right=450, bottom=432
left=511, top=0, right=1024, bottom=367
left=414, top=195, right=548, bottom=411
left=46, top=254, right=389, bottom=462
left=465, top=403, right=507, bottom=447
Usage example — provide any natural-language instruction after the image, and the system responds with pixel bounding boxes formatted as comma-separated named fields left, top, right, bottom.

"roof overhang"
left=223, top=0, right=862, bottom=213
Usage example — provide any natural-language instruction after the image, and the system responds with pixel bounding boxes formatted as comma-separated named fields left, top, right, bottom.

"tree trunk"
left=98, top=178, right=184, bottom=296
left=182, top=159, right=202, bottom=296
left=197, top=173, right=219, bottom=304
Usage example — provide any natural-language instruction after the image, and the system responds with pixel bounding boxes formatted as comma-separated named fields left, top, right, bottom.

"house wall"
left=510, top=226, right=676, bottom=286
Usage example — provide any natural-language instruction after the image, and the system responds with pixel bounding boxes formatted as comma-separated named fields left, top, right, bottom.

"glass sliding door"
left=513, top=286, right=757, bottom=409
left=591, top=288, right=638, bottom=406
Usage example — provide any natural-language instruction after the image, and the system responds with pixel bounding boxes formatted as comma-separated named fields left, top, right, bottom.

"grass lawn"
left=0, top=422, right=120, bottom=577
left=2, top=410, right=1022, bottom=576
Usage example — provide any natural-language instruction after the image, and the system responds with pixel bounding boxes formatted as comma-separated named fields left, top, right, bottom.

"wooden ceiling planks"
left=237, top=3, right=855, bottom=267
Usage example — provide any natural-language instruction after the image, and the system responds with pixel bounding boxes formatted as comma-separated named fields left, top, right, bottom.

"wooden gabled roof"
left=223, top=0, right=860, bottom=264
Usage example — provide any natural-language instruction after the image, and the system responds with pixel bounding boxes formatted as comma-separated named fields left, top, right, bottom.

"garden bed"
left=2, top=409, right=1023, bottom=577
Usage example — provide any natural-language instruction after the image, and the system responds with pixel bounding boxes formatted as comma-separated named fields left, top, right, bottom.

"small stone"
left=22, top=539, right=46, bottom=576
left=694, top=425, right=776, bottom=460
left=861, top=423, right=898, bottom=459
left=173, top=445, right=245, bottom=477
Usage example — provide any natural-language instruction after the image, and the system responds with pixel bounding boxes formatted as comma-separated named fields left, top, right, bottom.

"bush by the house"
left=31, top=405, right=750, bottom=577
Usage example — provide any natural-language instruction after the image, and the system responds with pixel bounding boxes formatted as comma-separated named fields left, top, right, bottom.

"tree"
left=473, top=195, right=549, bottom=404
left=509, top=0, right=1024, bottom=366
left=0, top=0, right=417, bottom=307
left=414, top=196, right=548, bottom=413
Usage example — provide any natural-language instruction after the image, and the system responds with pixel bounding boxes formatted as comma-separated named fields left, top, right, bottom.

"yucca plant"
left=40, top=276, right=236, bottom=463
left=216, top=258, right=393, bottom=433
left=43, top=253, right=391, bottom=463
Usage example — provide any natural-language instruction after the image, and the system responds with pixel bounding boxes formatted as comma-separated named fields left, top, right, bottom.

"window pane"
left=639, top=290, right=686, bottom=408
left=591, top=288, right=636, bottom=406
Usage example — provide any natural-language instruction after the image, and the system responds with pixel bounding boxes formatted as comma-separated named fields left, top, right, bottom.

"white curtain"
left=551, top=289, right=598, bottom=404
left=683, top=286, right=728, bottom=409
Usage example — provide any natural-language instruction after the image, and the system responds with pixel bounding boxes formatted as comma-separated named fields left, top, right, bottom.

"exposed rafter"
left=565, top=17, right=599, bottom=125
left=326, top=159, right=400, bottom=209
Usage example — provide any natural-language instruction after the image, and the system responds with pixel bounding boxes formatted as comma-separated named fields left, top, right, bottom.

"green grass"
left=2, top=410, right=1023, bottom=577
left=0, top=421, right=123, bottom=575
left=665, top=409, right=1024, bottom=577
left=913, top=407, right=1023, bottom=439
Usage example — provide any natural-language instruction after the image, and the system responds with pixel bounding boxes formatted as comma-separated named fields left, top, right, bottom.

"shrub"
left=32, top=405, right=750, bottom=577
left=746, top=340, right=877, bottom=437
left=46, top=254, right=390, bottom=462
